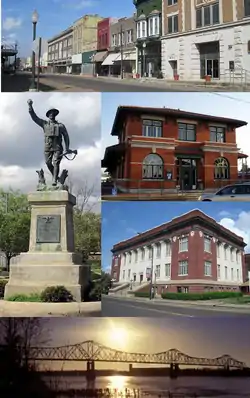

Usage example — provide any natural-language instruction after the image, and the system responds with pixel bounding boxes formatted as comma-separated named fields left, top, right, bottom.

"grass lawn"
left=220, top=296, right=250, bottom=304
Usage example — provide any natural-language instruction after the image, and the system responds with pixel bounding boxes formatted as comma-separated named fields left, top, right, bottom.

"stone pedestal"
left=4, top=190, right=89, bottom=302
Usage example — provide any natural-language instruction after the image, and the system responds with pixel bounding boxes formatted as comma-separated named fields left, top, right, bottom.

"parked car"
left=198, top=182, right=250, bottom=201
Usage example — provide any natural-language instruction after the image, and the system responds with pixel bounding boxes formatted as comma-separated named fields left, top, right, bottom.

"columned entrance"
left=199, top=41, right=220, bottom=79
left=176, top=158, right=198, bottom=190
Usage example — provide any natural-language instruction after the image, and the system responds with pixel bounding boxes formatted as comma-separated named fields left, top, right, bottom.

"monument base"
left=4, top=259, right=90, bottom=302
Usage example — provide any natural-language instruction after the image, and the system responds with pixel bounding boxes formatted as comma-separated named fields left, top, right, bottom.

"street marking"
left=107, top=301, right=195, bottom=318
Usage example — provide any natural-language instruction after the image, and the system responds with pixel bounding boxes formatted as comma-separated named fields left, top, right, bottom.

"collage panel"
left=0, top=92, right=101, bottom=316
left=0, top=317, right=250, bottom=396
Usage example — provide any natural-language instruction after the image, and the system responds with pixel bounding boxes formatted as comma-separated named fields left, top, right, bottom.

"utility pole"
left=120, top=24, right=124, bottom=79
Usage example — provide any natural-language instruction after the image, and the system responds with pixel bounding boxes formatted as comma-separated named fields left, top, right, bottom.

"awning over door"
left=115, top=52, right=136, bottom=61
left=101, top=53, right=120, bottom=66
left=93, top=51, right=107, bottom=63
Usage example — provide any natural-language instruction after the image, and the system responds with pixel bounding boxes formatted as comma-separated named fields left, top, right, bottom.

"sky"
left=102, top=202, right=250, bottom=270
left=0, top=92, right=101, bottom=209
left=1, top=317, right=249, bottom=370
left=101, top=92, right=250, bottom=167
left=1, top=0, right=135, bottom=57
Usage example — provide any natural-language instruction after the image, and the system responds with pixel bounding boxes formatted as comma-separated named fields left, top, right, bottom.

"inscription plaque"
left=36, top=215, right=61, bottom=243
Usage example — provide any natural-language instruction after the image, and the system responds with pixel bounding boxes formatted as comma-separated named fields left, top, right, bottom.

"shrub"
left=41, top=286, right=74, bottom=303
left=0, top=279, right=8, bottom=298
left=134, top=292, right=151, bottom=298
left=161, top=292, right=243, bottom=301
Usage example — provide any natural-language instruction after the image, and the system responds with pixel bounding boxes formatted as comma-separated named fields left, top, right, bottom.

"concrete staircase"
left=109, top=281, right=150, bottom=297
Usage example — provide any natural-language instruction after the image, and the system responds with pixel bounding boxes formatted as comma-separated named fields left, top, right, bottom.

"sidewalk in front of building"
left=107, top=295, right=250, bottom=312
left=0, top=301, right=101, bottom=317
left=53, top=72, right=249, bottom=90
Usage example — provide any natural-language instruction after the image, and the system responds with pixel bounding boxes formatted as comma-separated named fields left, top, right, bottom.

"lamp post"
left=149, top=244, right=154, bottom=300
left=29, top=9, right=39, bottom=91
left=120, top=24, right=124, bottom=79
left=142, top=41, right=146, bottom=77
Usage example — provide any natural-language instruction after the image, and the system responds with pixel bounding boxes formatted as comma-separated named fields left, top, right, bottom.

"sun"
left=107, top=326, right=129, bottom=349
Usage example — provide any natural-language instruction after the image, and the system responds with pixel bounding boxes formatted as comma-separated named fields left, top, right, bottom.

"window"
left=156, top=243, right=161, bottom=258
left=225, top=266, right=228, bottom=279
left=231, top=268, right=234, bottom=280
left=217, top=243, right=220, bottom=258
left=214, top=157, right=230, bottom=179
left=204, top=237, right=211, bottom=253
left=210, top=126, right=225, bottom=143
left=129, top=252, right=132, bottom=263
left=165, top=263, right=171, bottom=277
left=142, top=153, right=163, bottom=179
left=148, top=16, right=160, bottom=36
left=204, top=261, right=212, bottom=276
left=224, top=246, right=227, bottom=260
left=137, top=20, right=147, bottom=39
left=128, top=269, right=131, bottom=279
left=126, top=29, right=133, bottom=43
left=113, top=271, right=117, bottom=280
left=155, top=264, right=160, bottom=278
left=124, top=254, right=126, bottom=266
left=178, top=123, right=196, bottom=141
left=178, top=260, right=188, bottom=275
left=166, top=242, right=171, bottom=256
left=217, top=264, right=220, bottom=279
left=245, top=0, right=250, bottom=17
left=143, top=119, right=163, bottom=137
left=236, top=251, right=240, bottom=263
left=168, top=15, right=178, bottom=34
left=114, top=256, right=118, bottom=266
left=217, top=184, right=246, bottom=196
left=141, top=247, right=145, bottom=260
left=237, top=269, right=239, bottom=280
left=179, top=236, right=188, bottom=252
left=230, top=249, right=233, bottom=262
left=168, top=0, right=177, bottom=4
left=148, top=246, right=152, bottom=259
left=135, top=250, right=138, bottom=262
left=196, top=2, right=219, bottom=28
left=112, top=34, right=116, bottom=46
left=123, top=270, right=125, bottom=279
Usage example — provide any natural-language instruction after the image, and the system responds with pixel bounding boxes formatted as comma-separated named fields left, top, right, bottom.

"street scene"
left=1, top=317, right=250, bottom=397
left=2, top=0, right=250, bottom=92
left=0, top=92, right=103, bottom=316
left=101, top=201, right=250, bottom=317
left=101, top=92, right=250, bottom=201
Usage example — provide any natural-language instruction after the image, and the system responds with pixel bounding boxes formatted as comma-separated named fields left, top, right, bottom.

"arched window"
left=214, top=157, right=230, bottom=179
left=142, top=153, right=163, bottom=179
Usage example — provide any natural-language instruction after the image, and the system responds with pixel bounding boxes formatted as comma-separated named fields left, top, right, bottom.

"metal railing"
left=220, top=68, right=250, bottom=89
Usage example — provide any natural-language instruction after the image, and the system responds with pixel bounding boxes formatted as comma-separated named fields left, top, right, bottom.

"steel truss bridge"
left=25, top=340, right=245, bottom=369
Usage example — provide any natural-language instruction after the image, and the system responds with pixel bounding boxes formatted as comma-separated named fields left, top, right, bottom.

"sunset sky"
left=17, top=317, right=250, bottom=370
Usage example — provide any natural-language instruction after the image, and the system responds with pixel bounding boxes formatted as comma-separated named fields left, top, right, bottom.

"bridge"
left=26, top=340, right=245, bottom=370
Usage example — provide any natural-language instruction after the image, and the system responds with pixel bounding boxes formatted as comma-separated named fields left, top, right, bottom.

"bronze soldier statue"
left=27, top=99, right=74, bottom=186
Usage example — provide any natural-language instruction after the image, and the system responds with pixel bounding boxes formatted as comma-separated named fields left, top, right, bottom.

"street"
left=101, top=295, right=250, bottom=317
left=2, top=71, right=249, bottom=92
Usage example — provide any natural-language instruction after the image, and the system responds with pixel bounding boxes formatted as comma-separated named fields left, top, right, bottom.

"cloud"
left=218, top=210, right=231, bottom=217
left=219, top=211, right=250, bottom=252
left=0, top=93, right=101, bottom=208
left=73, top=0, right=98, bottom=8
left=2, top=17, right=22, bottom=31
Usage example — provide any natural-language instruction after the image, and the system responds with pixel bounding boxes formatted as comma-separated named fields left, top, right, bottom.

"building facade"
left=162, top=0, right=250, bottom=81
left=102, top=105, right=247, bottom=192
left=134, top=0, right=162, bottom=77
left=110, top=210, right=246, bottom=293
left=105, top=16, right=137, bottom=77
left=72, top=14, right=103, bottom=74
left=47, top=26, right=73, bottom=74
left=93, top=18, right=118, bottom=75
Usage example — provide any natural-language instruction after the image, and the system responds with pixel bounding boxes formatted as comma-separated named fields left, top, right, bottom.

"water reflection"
left=107, top=376, right=128, bottom=390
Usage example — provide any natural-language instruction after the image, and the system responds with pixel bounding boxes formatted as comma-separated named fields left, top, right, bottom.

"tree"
left=0, top=189, right=30, bottom=270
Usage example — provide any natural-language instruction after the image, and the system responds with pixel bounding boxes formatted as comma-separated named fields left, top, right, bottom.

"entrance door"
left=206, top=59, right=219, bottom=78
left=178, top=158, right=197, bottom=190
left=181, top=168, right=193, bottom=190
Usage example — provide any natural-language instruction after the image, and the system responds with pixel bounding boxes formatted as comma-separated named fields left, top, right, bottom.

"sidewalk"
left=108, top=294, right=250, bottom=311
left=0, top=301, right=101, bottom=317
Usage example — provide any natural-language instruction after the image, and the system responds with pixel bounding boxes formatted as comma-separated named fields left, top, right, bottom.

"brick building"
left=110, top=209, right=247, bottom=293
left=93, top=17, right=118, bottom=75
left=161, top=0, right=250, bottom=81
left=47, top=26, right=73, bottom=73
left=102, top=105, right=247, bottom=192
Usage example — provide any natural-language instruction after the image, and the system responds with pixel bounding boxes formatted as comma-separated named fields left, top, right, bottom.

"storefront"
left=93, top=51, right=108, bottom=76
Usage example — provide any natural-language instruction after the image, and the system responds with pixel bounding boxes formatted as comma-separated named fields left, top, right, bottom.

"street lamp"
left=29, top=9, right=39, bottom=91
left=142, top=42, right=146, bottom=77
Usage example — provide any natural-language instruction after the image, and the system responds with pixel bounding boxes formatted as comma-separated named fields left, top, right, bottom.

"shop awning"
left=102, top=143, right=126, bottom=168
left=93, top=51, right=107, bottom=63
left=101, top=53, right=120, bottom=66
left=115, top=52, right=136, bottom=62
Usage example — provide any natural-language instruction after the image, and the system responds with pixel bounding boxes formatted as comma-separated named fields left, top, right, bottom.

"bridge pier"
left=169, top=363, right=179, bottom=378
left=86, top=360, right=96, bottom=380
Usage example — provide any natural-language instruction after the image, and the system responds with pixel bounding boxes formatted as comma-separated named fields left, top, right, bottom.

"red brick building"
left=110, top=209, right=247, bottom=293
left=93, top=18, right=117, bottom=76
left=102, top=106, right=247, bottom=192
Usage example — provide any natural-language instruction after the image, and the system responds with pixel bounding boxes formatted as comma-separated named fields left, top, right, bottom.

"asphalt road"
left=101, top=295, right=250, bottom=317
left=39, top=73, right=234, bottom=92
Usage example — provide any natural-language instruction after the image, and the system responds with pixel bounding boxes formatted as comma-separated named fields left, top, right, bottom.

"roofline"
left=110, top=106, right=247, bottom=136
left=112, top=209, right=246, bottom=251
left=48, top=26, right=73, bottom=43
